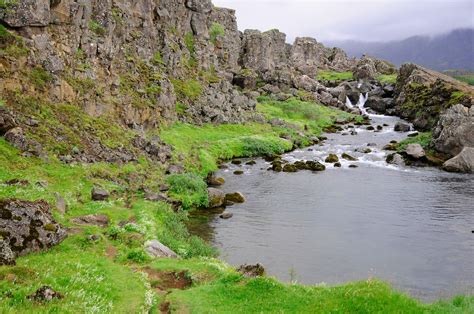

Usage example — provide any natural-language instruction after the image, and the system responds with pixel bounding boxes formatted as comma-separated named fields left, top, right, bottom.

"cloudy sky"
left=213, top=0, right=474, bottom=43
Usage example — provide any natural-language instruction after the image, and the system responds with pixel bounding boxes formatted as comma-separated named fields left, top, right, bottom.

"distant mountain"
left=325, top=28, right=474, bottom=71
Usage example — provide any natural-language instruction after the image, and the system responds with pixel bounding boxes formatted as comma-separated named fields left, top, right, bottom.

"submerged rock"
left=207, top=174, right=225, bottom=187
left=219, top=212, right=233, bottom=219
left=225, top=192, right=245, bottom=203
left=207, top=188, right=226, bottom=208
left=442, top=147, right=474, bottom=173
left=237, top=263, right=265, bottom=278
left=144, top=240, right=178, bottom=258
left=386, top=153, right=405, bottom=166
left=233, top=170, right=244, bottom=175
left=283, top=164, right=298, bottom=172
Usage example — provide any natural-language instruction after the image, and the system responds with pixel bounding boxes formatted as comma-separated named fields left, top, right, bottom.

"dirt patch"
left=105, top=245, right=118, bottom=260
left=141, top=267, right=192, bottom=291
left=159, top=301, right=171, bottom=314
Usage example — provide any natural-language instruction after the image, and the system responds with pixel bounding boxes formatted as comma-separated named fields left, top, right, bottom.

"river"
left=189, top=105, right=474, bottom=302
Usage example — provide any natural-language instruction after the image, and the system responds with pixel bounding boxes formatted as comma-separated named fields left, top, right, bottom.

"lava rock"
left=91, top=187, right=109, bottom=201
left=0, top=240, right=15, bottom=266
left=28, top=286, right=63, bottom=302
left=144, top=239, right=178, bottom=258
left=0, top=199, right=67, bottom=265
left=394, top=122, right=411, bottom=132
left=237, top=263, right=265, bottom=278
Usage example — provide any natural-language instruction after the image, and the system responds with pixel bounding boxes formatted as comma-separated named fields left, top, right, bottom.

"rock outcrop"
left=393, top=64, right=474, bottom=131
left=0, top=199, right=67, bottom=265
left=432, top=104, right=474, bottom=157
left=442, top=147, right=474, bottom=173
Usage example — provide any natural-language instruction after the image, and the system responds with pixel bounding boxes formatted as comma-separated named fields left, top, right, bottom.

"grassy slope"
left=1, top=97, right=473, bottom=313
left=316, top=71, right=353, bottom=81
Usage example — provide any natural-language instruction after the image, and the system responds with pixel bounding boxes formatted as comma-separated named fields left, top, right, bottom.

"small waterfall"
left=357, top=93, right=369, bottom=116
left=345, top=96, right=354, bottom=109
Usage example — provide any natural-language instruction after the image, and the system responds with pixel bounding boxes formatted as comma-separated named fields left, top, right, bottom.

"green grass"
left=167, top=173, right=209, bottom=210
left=210, top=22, right=225, bottom=44
left=171, top=79, right=203, bottom=101
left=397, top=132, right=432, bottom=152
left=257, top=96, right=361, bottom=134
left=316, top=71, right=353, bottom=82
left=88, top=20, right=106, bottom=36
left=452, top=74, right=474, bottom=86
left=377, top=74, right=398, bottom=84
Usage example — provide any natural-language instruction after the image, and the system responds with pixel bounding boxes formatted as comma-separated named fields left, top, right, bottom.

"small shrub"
left=176, top=102, right=187, bottom=115
left=209, top=22, right=225, bottom=44
left=377, top=74, right=398, bottom=84
left=172, top=79, right=203, bottom=101
left=167, top=173, right=208, bottom=209
left=30, top=67, right=53, bottom=90
left=126, top=249, right=149, bottom=263
left=89, top=20, right=106, bottom=36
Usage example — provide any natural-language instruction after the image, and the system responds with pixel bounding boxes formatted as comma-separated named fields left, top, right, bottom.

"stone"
left=386, top=153, right=405, bottom=166
left=28, top=286, right=63, bottom=302
left=207, top=188, right=225, bottom=208
left=0, top=240, right=15, bottom=266
left=144, top=240, right=178, bottom=258
left=91, top=187, right=109, bottom=201
left=225, top=192, right=245, bottom=203
left=207, top=175, right=225, bottom=187
left=0, top=199, right=67, bottom=264
left=283, top=164, right=298, bottom=172
left=334, top=162, right=342, bottom=168
left=325, top=154, right=339, bottom=163
left=442, top=147, right=474, bottom=173
left=405, top=144, right=426, bottom=159
left=219, top=212, right=233, bottom=219
left=306, top=160, right=326, bottom=171
left=71, top=214, right=109, bottom=227
left=394, top=122, right=411, bottom=132
left=233, top=170, right=244, bottom=175
left=237, top=263, right=265, bottom=278
left=0, top=0, right=50, bottom=27
left=342, top=153, right=357, bottom=161
left=349, top=164, right=359, bottom=168
left=432, top=104, right=474, bottom=157
left=0, top=107, right=17, bottom=135
left=4, top=127, right=29, bottom=151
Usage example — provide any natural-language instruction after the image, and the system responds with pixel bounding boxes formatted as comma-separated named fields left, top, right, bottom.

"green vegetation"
left=184, top=32, right=195, bottom=55
left=171, top=78, right=203, bottom=101
left=257, top=96, right=361, bottom=134
left=167, top=173, right=209, bottom=210
left=29, top=67, right=53, bottom=90
left=209, top=22, right=225, bottom=44
left=316, top=71, right=353, bottom=82
left=0, top=0, right=16, bottom=9
left=377, top=74, right=398, bottom=84
left=152, top=51, right=165, bottom=66
left=88, top=20, right=106, bottom=36
left=452, top=74, right=474, bottom=86
left=398, top=132, right=433, bottom=152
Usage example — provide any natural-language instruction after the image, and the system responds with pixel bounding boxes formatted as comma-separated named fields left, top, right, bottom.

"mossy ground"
left=0, top=95, right=472, bottom=312
left=316, top=71, right=353, bottom=82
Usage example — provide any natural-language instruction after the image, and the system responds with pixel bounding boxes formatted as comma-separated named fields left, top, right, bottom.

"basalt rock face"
left=393, top=64, right=474, bottom=131
left=0, top=199, right=67, bottom=265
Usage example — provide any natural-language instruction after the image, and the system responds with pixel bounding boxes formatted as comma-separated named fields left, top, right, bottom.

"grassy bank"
left=1, top=96, right=473, bottom=312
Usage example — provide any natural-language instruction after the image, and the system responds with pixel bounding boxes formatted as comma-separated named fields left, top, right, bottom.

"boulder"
left=28, top=286, right=63, bottom=302
left=0, top=0, right=50, bottom=27
left=71, top=214, right=109, bottom=227
left=225, top=192, right=245, bottom=203
left=342, top=153, right=357, bottom=161
left=0, top=107, right=17, bottom=135
left=306, top=161, right=326, bottom=171
left=91, top=187, right=110, bottom=201
left=386, top=153, right=405, bottom=166
left=0, top=240, right=15, bottom=265
left=405, top=144, right=426, bottom=159
left=442, top=147, right=474, bottom=173
left=325, top=154, right=339, bottom=163
left=283, top=164, right=298, bottom=172
left=4, top=127, right=29, bottom=151
left=207, top=174, right=225, bottom=187
left=207, top=188, right=225, bottom=208
left=237, top=263, right=265, bottom=278
left=394, top=122, right=411, bottom=132
left=432, top=104, right=474, bottom=157
left=0, top=199, right=67, bottom=265
left=144, top=240, right=178, bottom=258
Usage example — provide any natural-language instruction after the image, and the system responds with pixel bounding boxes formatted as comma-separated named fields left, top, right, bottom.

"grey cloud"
left=213, top=0, right=474, bottom=42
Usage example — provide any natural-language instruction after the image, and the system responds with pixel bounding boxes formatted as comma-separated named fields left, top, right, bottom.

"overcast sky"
left=213, top=0, right=474, bottom=43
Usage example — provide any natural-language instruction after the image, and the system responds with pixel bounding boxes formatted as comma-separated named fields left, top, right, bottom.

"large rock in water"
left=405, top=144, right=426, bottom=159
left=0, top=199, right=67, bottom=265
left=207, top=188, right=225, bottom=208
left=432, top=104, right=474, bottom=157
left=442, top=147, right=474, bottom=173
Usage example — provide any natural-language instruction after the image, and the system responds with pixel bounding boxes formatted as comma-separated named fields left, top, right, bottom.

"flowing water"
left=190, top=102, right=474, bottom=302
